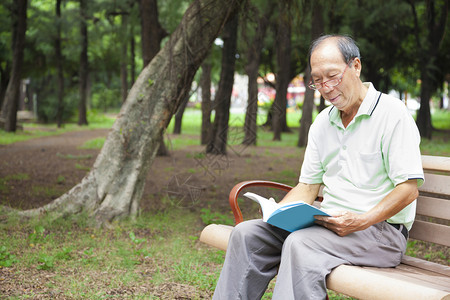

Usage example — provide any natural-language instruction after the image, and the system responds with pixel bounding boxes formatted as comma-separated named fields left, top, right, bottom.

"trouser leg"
left=272, top=222, right=406, bottom=300
left=213, top=219, right=290, bottom=300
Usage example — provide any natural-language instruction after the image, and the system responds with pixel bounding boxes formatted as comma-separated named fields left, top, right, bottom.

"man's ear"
left=352, top=58, right=362, bottom=77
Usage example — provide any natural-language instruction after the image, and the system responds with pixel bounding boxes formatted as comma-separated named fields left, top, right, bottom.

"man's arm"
left=278, top=182, right=321, bottom=206
left=314, top=179, right=419, bottom=236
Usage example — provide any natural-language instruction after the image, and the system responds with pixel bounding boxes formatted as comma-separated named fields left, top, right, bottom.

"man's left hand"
left=314, top=211, right=368, bottom=236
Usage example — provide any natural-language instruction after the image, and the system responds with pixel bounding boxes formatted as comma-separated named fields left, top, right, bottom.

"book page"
left=243, top=192, right=279, bottom=222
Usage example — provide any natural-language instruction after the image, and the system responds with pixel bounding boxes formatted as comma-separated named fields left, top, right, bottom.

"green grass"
left=0, top=209, right=224, bottom=298
left=0, top=111, right=116, bottom=145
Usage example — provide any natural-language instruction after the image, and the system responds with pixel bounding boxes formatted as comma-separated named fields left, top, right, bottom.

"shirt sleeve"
left=299, top=121, right=325, bottom=184
left=382, top=104, right=424, bottom=187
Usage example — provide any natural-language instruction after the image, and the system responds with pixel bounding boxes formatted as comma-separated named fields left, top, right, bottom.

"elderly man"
left=213, top=35, right=424, bottom=300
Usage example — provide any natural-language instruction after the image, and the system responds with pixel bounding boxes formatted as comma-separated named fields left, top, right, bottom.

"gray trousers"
left=213, top=219, right=407, bottom=300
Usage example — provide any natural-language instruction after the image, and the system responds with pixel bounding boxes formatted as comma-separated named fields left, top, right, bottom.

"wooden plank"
left=326, top=264, right=450, bottom=300
left=401, top=255, right=450, bottom=277
left=420, top=173, right=450, bottom=195
left=409, top=220, right=450, bottom=247
left=422, top=155, right=450, bottom=173
left=416, top=196, right=450, bottom=220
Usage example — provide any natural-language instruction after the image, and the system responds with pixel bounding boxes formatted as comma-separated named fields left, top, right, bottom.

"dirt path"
left=0, top=129, right=110, bottom=209
left=0, top=128, right=305, bottom=215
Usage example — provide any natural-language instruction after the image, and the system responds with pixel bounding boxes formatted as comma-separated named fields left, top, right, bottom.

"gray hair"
left=308, top=34, right=361, bottom=66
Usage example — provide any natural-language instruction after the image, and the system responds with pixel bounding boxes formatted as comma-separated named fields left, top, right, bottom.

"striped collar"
left=329, top=82, right=382, bottom=126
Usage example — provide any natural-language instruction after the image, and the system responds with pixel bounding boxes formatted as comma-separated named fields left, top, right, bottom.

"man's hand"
left=314, top=211, right=369, bottom=237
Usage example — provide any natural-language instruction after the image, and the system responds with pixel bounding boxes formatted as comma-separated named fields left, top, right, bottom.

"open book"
left=244, top=192, right=330, bottom=232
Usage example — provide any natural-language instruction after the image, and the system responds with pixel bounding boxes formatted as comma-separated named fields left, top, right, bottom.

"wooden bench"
left=200, top=155, right=450, bottom=300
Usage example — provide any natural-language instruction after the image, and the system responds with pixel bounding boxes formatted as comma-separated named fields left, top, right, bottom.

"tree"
left=272, top=0, right=292, bottom=141
left=140, top=0, right=167, bottom=67
left=1, top=0, right=27, bottom=132
left=55, top=0, right=64, bottom=128
left=407, top=0, right=448, bottom=139
left=206, top=13, right=239, bottom=155
left=242, top=1, right=272, bottom=146
left=78, top=0, right=89, bottom=126
left=14, top=0, right=243, bottom=225
left=298, top=0, right=324, bottom=147
left=139, top=0, right=170, bottom=155
left=200, top=60, right=212, bottom=144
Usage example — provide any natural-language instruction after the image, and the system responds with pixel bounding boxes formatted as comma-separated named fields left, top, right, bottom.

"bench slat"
left=409, top=220, right=450, bottom=247
left=422, top=155, right=450, bottom=172
left=326, top=264, right=450, bottom=300
left=420, top=173, right=450, bottom=195
left=416, top=196, right=450, bottom=219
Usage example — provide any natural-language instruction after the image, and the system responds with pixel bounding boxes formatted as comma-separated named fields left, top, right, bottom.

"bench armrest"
left=228, top=180, right=294, bottom=225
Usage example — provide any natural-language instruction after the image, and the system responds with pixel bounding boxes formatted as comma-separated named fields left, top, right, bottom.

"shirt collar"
left=329, top=82, right=381, bottom=126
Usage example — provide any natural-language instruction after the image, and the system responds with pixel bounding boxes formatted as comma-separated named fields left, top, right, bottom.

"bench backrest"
left=410, top=155, right=450, bottom=247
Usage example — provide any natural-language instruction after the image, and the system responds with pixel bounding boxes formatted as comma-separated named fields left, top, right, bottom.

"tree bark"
left=298, top=0, right=324, bottom=147
left=55, top=0, right=64, bottom=128
left=1, top=0, right=27, bottom=132
left=200, top=61, right=212, bottom=145
left=140, top=0, right=167, bottom=67
left=120, top=13, right=129, bottom=103
left=272, top=0, right=291, bottom=141
left=206, top=13, right=239, bottom=155
left=408, top=0, right=448, bottom=139
left=173, top=93, right=189, bottom=134
left=139, top=0, right=169, bottom=155
left=78, top=0, right=89, bottom=126
left=242, top=4, right=271, bottom=146
left=15, top=0, right=242, bottom=225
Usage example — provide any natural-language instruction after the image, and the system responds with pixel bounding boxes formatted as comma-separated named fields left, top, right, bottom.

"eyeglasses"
left=308, top=60, right=353, bottom=91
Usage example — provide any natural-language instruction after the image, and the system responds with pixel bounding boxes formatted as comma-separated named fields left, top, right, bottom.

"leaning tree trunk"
left=16, top=0, right=243, bottom=225
left=1, top=0, right=27, bottom=132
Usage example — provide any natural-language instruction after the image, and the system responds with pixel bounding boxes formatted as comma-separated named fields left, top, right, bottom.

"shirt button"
left=342, top=145, right=347, bottom=150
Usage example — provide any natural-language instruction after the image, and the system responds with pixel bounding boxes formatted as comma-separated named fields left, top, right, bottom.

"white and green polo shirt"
left=299, top=83, right=424, bottom=230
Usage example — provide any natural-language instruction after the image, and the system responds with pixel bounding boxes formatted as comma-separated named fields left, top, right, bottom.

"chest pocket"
left=346, top=150, right=386, bottom=189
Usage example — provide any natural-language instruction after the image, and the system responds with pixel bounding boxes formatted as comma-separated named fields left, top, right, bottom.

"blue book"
left=243, top=192, right=330, bottom=232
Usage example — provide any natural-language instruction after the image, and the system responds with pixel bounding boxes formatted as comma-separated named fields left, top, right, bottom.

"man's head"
left=308, top=35, right=360, bottom=68
left=308, top=35, right=367, bottom=118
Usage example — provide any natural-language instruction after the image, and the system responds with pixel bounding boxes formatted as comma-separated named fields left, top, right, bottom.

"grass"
left=0, top=209, right=225, bottom=298
left=0, top=108, right=449, bottom=299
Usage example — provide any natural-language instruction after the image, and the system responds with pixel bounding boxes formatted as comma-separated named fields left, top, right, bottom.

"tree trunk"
left=0, top=63, right=10, bottom=109
left=298, top=66, right=315, bottom=147
left=78, top=0, right=89, bottom=126
left=200, top=61, right=212, bottom=145
left=1, top=0, right=27, bottom=132
left=130, top=32, right=136, bottom=85
left=120, top=13, right=129, bottom=103
left=140, top=0, right=167, bottom=67
left=408, top=0, right=448, bottom=139
left=242, top=4, right=271, bottom=146
left=416, top=65, right=434, bottom=139
left=298, top=0, right=324, bottom=147
left=272, top=0, right=291, bottom=141
left=206, top=13, right=239, bottom=155
left=139, top=0, right=169, bottom=155
left=55, top=0, right=64, bottom=128
left=15, top=0, right=242, bottom=225
left=173, top=93, right=189, bottom=134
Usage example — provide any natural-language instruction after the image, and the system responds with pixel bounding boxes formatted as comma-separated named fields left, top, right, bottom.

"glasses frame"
left=308, top=60, right=354, bottom=91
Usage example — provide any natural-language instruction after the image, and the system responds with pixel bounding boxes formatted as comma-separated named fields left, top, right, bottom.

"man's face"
left=310, top=41, right=362, bottom=114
